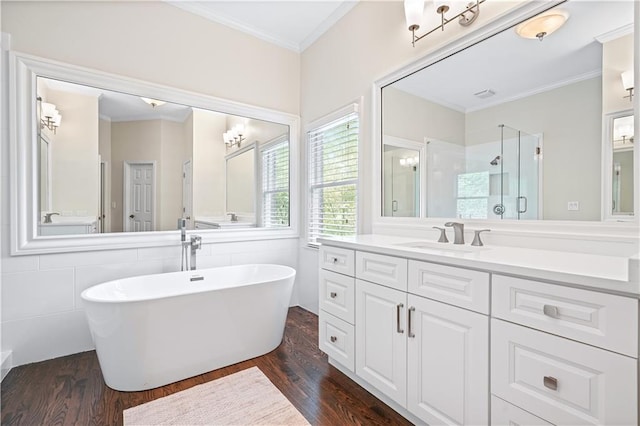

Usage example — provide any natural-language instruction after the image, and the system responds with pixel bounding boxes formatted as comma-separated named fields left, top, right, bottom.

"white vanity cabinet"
left=318, top=240, right=639, bottom=426
left=321, top=246, right=490, bottom=425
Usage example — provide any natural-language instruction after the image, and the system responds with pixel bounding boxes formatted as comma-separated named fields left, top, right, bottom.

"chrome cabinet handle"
left=330, top=292, right=337, bottom=299
left=331, top=257, right=338, bottom=264
left=408, top=306, right=416, bottom=338
left=397, top=303, right=404, bottom=334
left=330, top=336, right=337, bottom=343
left=543, top=304, right=559, bottom=318
left=543, top=376, right=558, bottom=391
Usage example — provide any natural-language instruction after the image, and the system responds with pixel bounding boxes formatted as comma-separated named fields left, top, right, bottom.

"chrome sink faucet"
left=444, top=222, right=465, bottom=244
left=43, top=212, right=60, bottom=223
left=227, top=212, right=238, bottom=222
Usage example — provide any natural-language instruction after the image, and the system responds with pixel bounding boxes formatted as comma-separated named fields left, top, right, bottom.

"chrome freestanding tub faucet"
left=444, top=222, right=465, bottom=244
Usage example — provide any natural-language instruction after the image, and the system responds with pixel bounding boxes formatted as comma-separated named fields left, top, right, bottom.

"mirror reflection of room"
left=381, top=0, right=634, bottom=221
left=36, top=77, right=290, bottom=236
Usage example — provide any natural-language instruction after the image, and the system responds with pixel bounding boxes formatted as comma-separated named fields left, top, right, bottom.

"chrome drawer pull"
left=330, top=336, right=337, bottom=343
left=408, top=306, right=416, bottom=338
left=543, top=376, right=558, bottom=391
left=397, top=303, right=404, bottom=334
left=330, top=292, right=337, bottom=299
left=543, top=304, right=559, bottom=318
left=331, top=257, right=339, bottom=264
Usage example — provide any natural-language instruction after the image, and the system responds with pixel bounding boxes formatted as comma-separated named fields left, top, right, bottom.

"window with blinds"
left=261, top=138, right=290, bottom=227
left=307, top=108, right=359, bottom=245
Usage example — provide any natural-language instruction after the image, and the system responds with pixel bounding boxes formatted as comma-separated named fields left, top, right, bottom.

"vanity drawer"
left=319, top=311, right=354, bottom=372
left=492, top=319, right=637, bottom=426
left=408, top=260, right=489, bottom=314
left=492, top=275, right=638, bottom=357
left=319, top=269, right=355, bottom=324
left=319, top=245, right=355, bottom=276
left=356, top=251, right=407, bottom=291
left=490, top=395, right=552, bottom=426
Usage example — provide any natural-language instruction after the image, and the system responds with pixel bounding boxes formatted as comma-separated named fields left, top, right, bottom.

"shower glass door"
left=495, top=125, right=539, bottom=220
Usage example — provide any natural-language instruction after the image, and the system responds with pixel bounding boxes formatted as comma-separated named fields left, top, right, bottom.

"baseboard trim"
left=1, top=351, right=13, bottom=382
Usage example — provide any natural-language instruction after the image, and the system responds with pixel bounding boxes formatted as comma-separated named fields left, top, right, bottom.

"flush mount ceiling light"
left=141, top=97, right=166, bottom=108
left=515, top=10, right=569, bottom=41
left=621, top=70, right=634, bottom=102
left=404, top=0, right=485, bottom=47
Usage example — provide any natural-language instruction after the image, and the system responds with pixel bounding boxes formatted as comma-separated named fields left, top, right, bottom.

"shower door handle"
left=392, top=200, right=398, bottom=212
left=517, top=196, right=528, bottom=213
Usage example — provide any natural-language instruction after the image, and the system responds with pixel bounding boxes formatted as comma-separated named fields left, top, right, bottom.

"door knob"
left=129, top=214, right=135, bottom=219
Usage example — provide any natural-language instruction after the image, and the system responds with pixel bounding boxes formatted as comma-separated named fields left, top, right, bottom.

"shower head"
left=490, top=155, right=501, bottom=166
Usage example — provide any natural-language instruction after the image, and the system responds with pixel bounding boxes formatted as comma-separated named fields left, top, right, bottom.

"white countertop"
left=40, top=216, right=97, bottom=226
left=318, top=234, right=640, bottom=298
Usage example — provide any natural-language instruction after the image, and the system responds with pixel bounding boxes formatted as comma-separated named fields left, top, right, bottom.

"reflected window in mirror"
left=35, top=76, right=291, bottom=236
left=381, top=0, right=635, bottom=222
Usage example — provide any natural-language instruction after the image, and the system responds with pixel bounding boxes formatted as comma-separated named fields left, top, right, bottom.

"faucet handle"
left=432, top=226, right=449, bottom=243
left=471, top=229, right=491, bottom=247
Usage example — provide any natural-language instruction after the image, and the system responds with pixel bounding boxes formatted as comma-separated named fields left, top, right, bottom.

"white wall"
left=99, top=119, right=112, bottom=232
left=1, top=0, right=300, bottom=367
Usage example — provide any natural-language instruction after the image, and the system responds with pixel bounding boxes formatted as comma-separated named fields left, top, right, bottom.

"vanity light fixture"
left=141, top=97, right=166, bottom=108
left=399, top=156, right=420, bottom=167
left=515, top=9, right=569, bottom=41
left=621, top=70, right=634, bottom=102
left=223, top=124, right=246, bottom=148
left=404, top=0, right=484, bottom=47
left=37, top=97, right=62, bottom=134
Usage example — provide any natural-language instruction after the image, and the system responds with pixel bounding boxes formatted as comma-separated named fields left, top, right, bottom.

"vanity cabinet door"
left=356, top=279, right=407, bottom=407
left=407, top=294, right=489, bottom=425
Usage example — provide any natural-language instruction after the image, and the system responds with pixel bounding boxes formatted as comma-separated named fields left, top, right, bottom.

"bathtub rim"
left=80, top=263, right=296, bottom=304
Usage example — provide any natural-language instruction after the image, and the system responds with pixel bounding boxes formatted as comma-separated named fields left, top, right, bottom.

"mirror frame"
left=9, top=51, right=300, bottom=255
left=372, top=0, right=639, bottom=240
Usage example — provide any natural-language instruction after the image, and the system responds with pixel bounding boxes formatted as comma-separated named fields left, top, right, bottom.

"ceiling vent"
left=474, top=89, right=496, bottom=99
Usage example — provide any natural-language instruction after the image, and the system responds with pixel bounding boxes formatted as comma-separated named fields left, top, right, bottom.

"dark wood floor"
left=1, top=307, right=412, bottom=425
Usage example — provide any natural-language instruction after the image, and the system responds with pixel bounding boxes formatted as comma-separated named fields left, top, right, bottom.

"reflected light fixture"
left=223, top=124, right=246, bottom=148
left=399, top=156, right=420, bottom=167
left=404, top=0, right=484, bottom=47
left=141, top=97, right=166, bottom=108
left=37, top=97, right=62, bottom=134
left=515, top=9, right=569, bottom=41
left=621, top=70, right=634, bottom=102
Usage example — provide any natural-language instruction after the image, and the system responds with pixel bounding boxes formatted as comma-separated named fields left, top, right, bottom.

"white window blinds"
left=261, top=138, right=290, bottom=227
left=307, top=107, right=359, bottom=245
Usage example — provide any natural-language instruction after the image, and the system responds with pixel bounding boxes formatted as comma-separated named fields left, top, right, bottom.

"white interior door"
left=183, top=160, right=193, bottom=228
left=125, top=162, right=155, bottom=232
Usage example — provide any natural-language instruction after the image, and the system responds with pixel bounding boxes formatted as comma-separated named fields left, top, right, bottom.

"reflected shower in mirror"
left=381, top=0, right=635, bottom=221
left=36, top=77, right=290, bottom=236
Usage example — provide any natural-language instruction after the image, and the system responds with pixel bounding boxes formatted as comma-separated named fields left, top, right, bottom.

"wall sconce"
left=404, top=0, right=484, bottom=47
left=515, top=10, right=569, bottom=41
left=37, top=97, right=62, bottom=134
left=621, top=70, right=634, bottom=102
left=223, top=124, right=246, bottom=148
left=141, top=97, right=166, bottom=108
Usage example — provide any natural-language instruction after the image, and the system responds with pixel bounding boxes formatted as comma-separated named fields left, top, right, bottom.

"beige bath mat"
left=124, top=366, right=310, bottom=425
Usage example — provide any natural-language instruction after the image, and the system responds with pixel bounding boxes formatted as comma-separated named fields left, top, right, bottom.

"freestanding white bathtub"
left=81, top=264, right=296, bottom=391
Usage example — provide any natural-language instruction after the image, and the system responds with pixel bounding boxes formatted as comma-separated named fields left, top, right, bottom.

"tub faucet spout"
left=190, top=235, right=202, bottom=271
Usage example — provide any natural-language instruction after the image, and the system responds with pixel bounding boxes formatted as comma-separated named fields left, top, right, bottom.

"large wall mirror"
left=10, top=53, right=299, bottom=254
left=381, top=0, right=636, bottom=222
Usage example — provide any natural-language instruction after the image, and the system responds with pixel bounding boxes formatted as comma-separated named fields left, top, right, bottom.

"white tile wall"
left=0, top=237, right=301, bottom=367
left=2, top=269, right=75, bottom=321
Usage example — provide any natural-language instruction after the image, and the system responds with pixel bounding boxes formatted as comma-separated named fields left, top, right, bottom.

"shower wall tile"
left=39, top=249, right=138, bottom=269
left=75, top=260, right=164, bottom=308
left=2, top=310, right=93, bottom=366
left=1, top=268, right=75, bottom=321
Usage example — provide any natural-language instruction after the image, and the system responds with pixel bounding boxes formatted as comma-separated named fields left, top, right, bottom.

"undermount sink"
left=394, top=241, right=484, bottom=253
